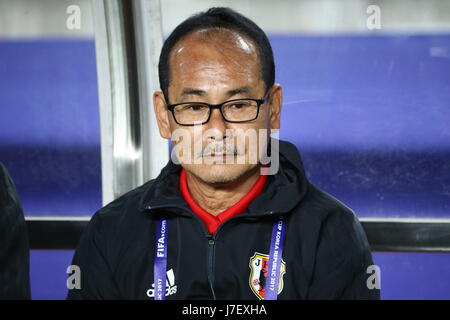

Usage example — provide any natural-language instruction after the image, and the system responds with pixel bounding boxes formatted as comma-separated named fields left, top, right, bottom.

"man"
left=68, top=7, right=379, bottom=300
left=0, top=163, right=31, bottom=299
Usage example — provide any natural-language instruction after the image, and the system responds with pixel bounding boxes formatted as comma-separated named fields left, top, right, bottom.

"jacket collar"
left=139, top=139, right=309, bottom=217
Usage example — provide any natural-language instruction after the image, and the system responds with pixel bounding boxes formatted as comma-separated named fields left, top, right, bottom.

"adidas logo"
left=147, top=268, right=177, bottom=298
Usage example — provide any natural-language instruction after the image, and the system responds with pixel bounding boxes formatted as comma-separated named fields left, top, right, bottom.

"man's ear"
left=153, top=91, right=172, bottom=139
left=268, top=84, right=282, bottom=132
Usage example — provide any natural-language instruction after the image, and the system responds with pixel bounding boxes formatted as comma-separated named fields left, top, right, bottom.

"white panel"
left=133, top=0, right=169, bottom=181
left=92, top=0, right=167, bottom=205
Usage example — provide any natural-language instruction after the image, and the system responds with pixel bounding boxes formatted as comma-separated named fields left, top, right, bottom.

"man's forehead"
left=169, top=29, right=259, bottom=67
left=166, top=28, right=265, bottom=99
left=194, top=28, right=255, bottom=53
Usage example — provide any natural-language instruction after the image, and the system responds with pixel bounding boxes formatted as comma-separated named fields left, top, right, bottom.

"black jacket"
left=0, top=163, right=31, bottom=300
left=67, top=139, right=379, bottom=300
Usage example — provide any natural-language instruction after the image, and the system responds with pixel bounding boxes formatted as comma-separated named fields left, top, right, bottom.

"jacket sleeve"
left=0, top=163, right=31, bottom=300
left=67, top=211, right=121, bottom=299
left=307, top=208, right=380, bottom=300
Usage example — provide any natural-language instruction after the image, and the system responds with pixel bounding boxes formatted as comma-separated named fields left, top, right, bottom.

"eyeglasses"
left=166, top=93, right=269, bottom=126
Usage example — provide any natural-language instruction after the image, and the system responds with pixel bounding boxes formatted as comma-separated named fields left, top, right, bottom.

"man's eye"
left=180, top=104, right=204, bottom=111
left=190, top=105, right=203, bottom=111
left=229, top=103, right=247, bottom=109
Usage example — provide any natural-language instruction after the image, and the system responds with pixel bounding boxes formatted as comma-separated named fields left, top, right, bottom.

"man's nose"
left=204, top=108, right=229, bottom=141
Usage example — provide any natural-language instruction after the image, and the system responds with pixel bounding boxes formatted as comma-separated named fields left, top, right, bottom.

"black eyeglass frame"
left=165, top=92, right=270, bottom=126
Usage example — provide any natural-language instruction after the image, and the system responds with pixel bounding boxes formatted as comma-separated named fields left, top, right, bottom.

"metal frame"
left=132, top=0, right=169, bottom=180
left=92, top=0, right=168, bottom=205
left=26, top=217, right=450, bottom=252
left=361, top=218, right=450, bottom=252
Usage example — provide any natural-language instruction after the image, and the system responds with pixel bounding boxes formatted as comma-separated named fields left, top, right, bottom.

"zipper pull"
left=207, top=234, right=215, bottom=245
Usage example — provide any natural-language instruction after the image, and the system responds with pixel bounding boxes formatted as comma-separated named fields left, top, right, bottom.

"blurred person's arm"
left=0, top=163, right=31, bottom=299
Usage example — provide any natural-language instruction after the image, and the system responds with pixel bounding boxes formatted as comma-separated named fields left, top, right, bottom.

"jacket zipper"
left=146, top=204, right=278, bottom=300
left=207, top=234, right=217, bottom=300
left=146, top=204, right=218, bottom=299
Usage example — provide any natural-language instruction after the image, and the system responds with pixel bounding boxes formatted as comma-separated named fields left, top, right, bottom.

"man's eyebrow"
left=226, top=86, right=252, bottom=97
left=181, top=88, right=206, bottom=97
left=180, top=86, right=252, bottom=98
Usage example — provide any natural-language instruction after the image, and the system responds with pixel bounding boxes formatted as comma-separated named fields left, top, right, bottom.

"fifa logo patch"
left=249, top=252, right=286, bottom=300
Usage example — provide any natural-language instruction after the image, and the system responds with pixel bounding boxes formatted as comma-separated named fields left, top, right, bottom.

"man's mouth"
left=204, top=152, right=235, bottom=157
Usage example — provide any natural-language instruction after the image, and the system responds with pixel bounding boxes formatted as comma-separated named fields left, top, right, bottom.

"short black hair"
left=158, top=7, right=275, bottom=101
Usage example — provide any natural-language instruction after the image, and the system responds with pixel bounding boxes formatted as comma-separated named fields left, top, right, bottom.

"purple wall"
left=0, top=40, right=102, bottom=217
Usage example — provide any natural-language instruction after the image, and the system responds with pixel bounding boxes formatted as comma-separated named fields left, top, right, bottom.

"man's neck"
left=185, top=166, right=261, bottom=216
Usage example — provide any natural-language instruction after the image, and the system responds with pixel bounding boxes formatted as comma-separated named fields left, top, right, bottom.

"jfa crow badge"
left=249, top=252, right=286, bottom=300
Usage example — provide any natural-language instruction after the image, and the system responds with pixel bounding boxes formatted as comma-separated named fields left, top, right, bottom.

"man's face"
left=154, top=29, right=281, bottom=184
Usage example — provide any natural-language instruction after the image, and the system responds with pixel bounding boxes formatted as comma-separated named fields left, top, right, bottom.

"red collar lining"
left=179, top=168, right=267, bottom=234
